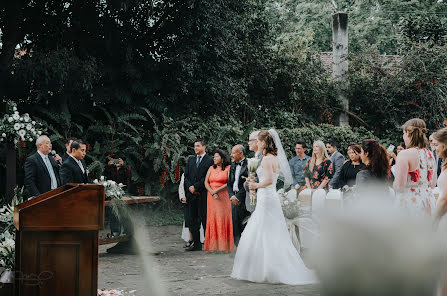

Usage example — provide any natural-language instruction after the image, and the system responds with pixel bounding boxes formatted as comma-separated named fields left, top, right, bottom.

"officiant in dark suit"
left=228, top=144, right=250, bottom=246
left=60, top=140, right=90, bottom=185
left=24, top=135, right=62, bottom=198
left=184, top=139, right=213, bottom=251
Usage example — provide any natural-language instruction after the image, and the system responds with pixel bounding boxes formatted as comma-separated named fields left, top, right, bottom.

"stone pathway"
left=98, top=225, right=320, bottom=296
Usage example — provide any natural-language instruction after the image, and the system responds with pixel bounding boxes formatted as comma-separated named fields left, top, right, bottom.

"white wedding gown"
left=231, top=167, right=317, bottom=285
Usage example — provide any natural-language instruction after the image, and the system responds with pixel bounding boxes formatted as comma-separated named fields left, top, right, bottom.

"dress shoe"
left=183, top=240, right=193, bottom=248
left=185, top=242, right=202, bottom=252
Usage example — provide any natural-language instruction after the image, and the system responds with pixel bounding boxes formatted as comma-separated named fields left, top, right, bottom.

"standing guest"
left=103, top=152, right=132, bottom=191
left=289, top=141, right=311, bottom=193
left=304, top=140, right=334, bottom=191
left=184, top=139, right=213, bottom=251
left=60, top=140, right=90, bottom=185
left=394, top=119, right=436, bottom=216
left=24, top=135, right=62, bottom=198
left=228, top=145, right=250, bottom=246
left=204, top=149, right=234, bottom=252
left=355, top=139, right=391, bottom=198
left=430, top=133, right=443, bottom=177
left=244, top=130, right=261, bottom=213
left=179, top=173, right=204, bottom=247
left=62, top=137, right=79, bottom=162
left=434, top=128, right=447, bottom=224
left=326, top=140, right=345, bottom=189
left=388, top=142, right=406, bottom=167
left=339, top=144, right=365, bottom=197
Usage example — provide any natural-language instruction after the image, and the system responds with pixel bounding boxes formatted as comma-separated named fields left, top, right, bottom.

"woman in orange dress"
left=204, top=149, right=235, bottom=252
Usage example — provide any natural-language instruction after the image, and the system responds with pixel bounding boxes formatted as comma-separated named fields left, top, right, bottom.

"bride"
left=231, top=129, right=317, bottom=285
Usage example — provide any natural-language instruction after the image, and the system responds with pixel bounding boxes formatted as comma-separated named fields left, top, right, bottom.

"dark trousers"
left=232, top=203, right=250, bottom=246
left=188, top=193, right=207, bottom=246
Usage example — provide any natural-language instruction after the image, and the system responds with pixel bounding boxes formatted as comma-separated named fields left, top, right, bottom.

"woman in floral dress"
left=394, top=118, right=437, bottom=216
left=304, top=140, right=334, bottom=191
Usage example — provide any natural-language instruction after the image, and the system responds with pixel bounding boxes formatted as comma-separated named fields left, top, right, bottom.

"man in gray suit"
left=244, top=130, right=262, bottom=213
left=326, top=140, right=345, bottom=189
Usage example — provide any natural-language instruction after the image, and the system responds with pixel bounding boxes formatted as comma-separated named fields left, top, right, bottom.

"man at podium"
left=24, top=135, right=62, bottom=198
left=60, top=139, right=91, bottom=184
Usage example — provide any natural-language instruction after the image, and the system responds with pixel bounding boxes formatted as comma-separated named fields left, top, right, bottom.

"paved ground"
left=98, top=225, right=320, bottom=296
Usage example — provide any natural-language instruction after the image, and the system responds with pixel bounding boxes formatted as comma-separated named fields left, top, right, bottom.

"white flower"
left=0, top=138, right=3, bottom=142
left=93, top=179, right=98, bottom=184
left=32, top=121, right=36, bottom=125
left=7, top=117, right=13, bottom=123
left=13, top=139, right=17, bottom=145
left=100, top=176, right=105, bottom=182
left=26, top=124, right=32, bottom=130
left=23, top=114, right=30, bottom=121
left=19, top=117, right=23, bottom=121
left=18, top=129, right=26, bottom=138
left=20, top=124, right=24, bottom=128
left=28, top=138, right=33, bottom=142
left=12, top=114, right=19, bottom=120
left=12, top=107, right=17, bottom=111
left=38, top=131, right=42, bottom=135
left=14, top=111, right=18, bottom=115
left=13, top=123, right=21, bottom=130
left=1, top=133, right=5, bottom=137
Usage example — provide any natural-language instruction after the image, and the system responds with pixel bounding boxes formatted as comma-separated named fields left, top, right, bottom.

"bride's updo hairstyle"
left=258, top=130, right=277, bottom=156
left=434, top=127, right=447, bottom=171
left=402, top=118, right=429, bottom=149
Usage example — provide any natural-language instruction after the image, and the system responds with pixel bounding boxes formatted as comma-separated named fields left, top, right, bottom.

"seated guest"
left=355, top=139, right=391, bottom=199
left=289, top=141, right=311, bottom=193
left=204, top=149, right=234, bottom=252
left=24, top=135, right=62, bottom=198
left=304, top=140, right=334, bottom=191
left=60, top=140, right=90, bottom=185
left=339, top=144, right=365, bottom=199
left=103, top=152, right=132, bottom=192
left=326, top=140, right=345, bottom=189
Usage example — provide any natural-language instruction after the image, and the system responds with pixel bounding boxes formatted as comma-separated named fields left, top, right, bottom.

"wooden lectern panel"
left=14, top=184, right=104, bottom=231
left=15, top=231, right=98, bottom=296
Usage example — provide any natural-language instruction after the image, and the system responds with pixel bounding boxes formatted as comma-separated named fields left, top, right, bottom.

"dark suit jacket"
left=24, top=151, right=62, bottom=197
left=227, top=159, right=248, bottom=205
left=184, top=154, right=213, bottom=202
left=60, top=156, right=90, bottom=185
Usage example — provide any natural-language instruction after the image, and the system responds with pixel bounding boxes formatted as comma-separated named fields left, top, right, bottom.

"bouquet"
left=278, top=188, right=300, bottom=220
left=247, top=158, right=259, bottom=205
left=93, top=176, right=125, bottom=200
left=0, top=101, right=45, bottom=148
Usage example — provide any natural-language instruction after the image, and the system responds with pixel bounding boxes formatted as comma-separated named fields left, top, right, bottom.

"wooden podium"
left=13, top=184, right=105, bottom=296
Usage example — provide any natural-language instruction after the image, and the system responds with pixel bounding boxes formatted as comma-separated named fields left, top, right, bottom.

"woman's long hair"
left=309, top=140, right=330, bottom=172
left=361, top=139, right=390, bottom=179
left=402, top=118, right=429, bottom=149
left=434, top=128, right=447, bottom=171
left=213, top=149, right=231, bottom=170
left=258, top=130, right=277, bottom=156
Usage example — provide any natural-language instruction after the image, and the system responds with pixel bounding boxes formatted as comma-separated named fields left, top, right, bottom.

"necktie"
left=44, top=156, right=58, bottom=189
left=196, top=156, right=202, bottom=168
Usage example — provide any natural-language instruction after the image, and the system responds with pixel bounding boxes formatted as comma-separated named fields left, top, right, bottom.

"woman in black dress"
left=339, top=144, right=365, bottom=198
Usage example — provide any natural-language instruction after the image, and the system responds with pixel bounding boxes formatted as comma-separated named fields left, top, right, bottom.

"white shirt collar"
left=197, top=152, right=206, bottom=158
left=37, top=150, right=49, bottom=160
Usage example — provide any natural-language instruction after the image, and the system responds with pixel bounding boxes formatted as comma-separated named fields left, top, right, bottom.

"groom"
left=184, top=139, right=213, bottom=251
left=228, top=145, right=250, bottom=246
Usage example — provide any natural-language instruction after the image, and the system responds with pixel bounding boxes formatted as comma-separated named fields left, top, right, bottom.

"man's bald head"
left=231, top=144, right=245, bottom=162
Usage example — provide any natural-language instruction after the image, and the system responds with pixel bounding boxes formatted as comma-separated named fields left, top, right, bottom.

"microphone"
left=50, top=150, right=62, bottom=165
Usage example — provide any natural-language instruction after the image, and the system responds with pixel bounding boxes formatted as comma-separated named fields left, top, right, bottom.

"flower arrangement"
left=93, top=176, right=126, bottom=200
left=0, top=101, right=45, bottom=148
left=98, top=288, right=136, bottom=295
left=277, top=188, right=300, bottom=219
left=247, top=158, right=259, bottom=205
left=0, top=187, right=24, bottom=271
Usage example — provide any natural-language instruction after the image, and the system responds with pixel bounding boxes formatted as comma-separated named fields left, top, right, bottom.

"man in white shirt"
left=60, top=140, right=90, bottom=184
